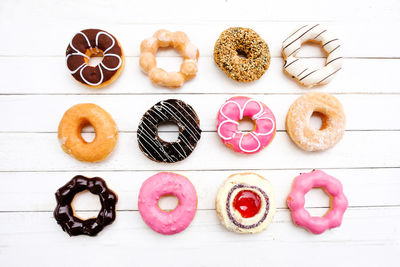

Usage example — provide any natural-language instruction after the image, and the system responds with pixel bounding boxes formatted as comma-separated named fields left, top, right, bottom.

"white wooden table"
left=0, top=0, right=399, bottom=266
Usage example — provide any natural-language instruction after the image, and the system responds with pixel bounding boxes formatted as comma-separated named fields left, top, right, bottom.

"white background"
left=0, top=0, right=399, bottom=266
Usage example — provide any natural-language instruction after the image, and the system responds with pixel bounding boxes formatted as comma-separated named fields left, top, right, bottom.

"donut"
left=66, top=29, right=124, bottom=88
left=287, top=170, right=348, bottom=234
left=215, top=173, right=276, bottom=234
left=214, top=27, right=270, bottom=82
left=139, top=29, right=199, bottom=88
left=138, top=172, right=197, bottom=235
left=217, top=96, right=276, bottom=154
left=58, top=103, right=118, bottom=162
left=53, top=175, right=118, bottom=236
left=286, top=92, right=345, bottom=151
left=137, top=99, right=202, bottom=163
left=282, top=24, right=343, bottom=88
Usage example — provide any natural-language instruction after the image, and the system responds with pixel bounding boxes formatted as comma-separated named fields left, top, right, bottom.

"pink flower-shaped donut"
left=138, top=172, right=197, bottom=235
left=217, top=96, right=276, bottom=154
left=287, top=170, right=348, bottom=234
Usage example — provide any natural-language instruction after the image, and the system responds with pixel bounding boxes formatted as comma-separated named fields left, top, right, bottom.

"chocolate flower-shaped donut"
left=53, top=175, right=118, bottom=236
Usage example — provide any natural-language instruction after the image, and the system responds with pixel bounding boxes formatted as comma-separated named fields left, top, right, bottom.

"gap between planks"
left=1, top=205, right=399, bottom=213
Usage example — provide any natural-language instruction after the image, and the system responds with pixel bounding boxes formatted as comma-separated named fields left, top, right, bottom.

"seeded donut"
left=214, top=27, right=270, bottom=82
left=216, top=173, right=276, bottom=234
left=137, top=99, right=202, bottom=163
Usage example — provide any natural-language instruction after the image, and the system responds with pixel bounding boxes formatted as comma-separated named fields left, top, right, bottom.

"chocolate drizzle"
left=226, top=184, right=269, bottom=229
left=53, top=175, right=118, bottom=236
left=66, top=29, right=123, bottom=86
left=137, top=99, right=202, bottom=163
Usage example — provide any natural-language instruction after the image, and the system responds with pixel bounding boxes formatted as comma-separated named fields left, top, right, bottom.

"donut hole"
left=80, top=122, right=96, bottom=143
left=157, top=121, right=180, bottom=142
left=156, top=47, right=182, bottom=72
left=236, top=49, right=248, bottom=59
left=72, top=190, right=101, bottom=220
left=85, top=49, right=104, bottom=67
left=305, top=188, right=331, bottom=217
left=158, top=194, right=179, bottom=212
left=296, top=41, right=326, bottom=69
left=238, top=117, right=255, bottom=133
left=310, top=111, right=328, bottom=130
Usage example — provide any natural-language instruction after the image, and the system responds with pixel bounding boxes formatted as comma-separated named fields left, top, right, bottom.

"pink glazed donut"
left=217, top=96, right=276, bottom=154
left=287, top=170, right=348, bottom=234
left=138, top=172, right=197, bottom=235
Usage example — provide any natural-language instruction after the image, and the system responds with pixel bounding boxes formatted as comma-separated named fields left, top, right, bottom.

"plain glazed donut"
left=215, top=173, right=276, bottom=234
left=286, top=92, right=345, bottom=151
left=214, top=27, right=270, bottom=82
left=217, top=96, right=276, bottom=154
left=58, top=103, right=118, bottom=162
left=138, top=172, right=197, bottom=235
left=66, top=29, right=124, bottom=88
left=137, top=99, right=202, bottom=163
left=139, top=29, right=199, bottom=88
left=287, top=170, right=348, bottom=234
left=282, top=24, right=343, bottom=88
left=54, top=175, right=118, bottom=236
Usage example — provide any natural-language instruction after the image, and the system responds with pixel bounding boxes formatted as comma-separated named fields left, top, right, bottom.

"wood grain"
left=0, top=0, right=399, bottom=266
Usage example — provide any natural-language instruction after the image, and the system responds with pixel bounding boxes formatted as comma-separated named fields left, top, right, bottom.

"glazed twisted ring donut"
left=282, top=24, right=343, bottom=88
left=139, top=29, right=199, bottom=88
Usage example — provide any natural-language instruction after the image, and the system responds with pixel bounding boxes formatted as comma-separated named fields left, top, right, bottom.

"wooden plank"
left=0, top=168, right=398, bottom=212
left=1, top=21, right=400, bottom=57
left=0, top=131, right=398, bottom=171
left=1, top=57, right=400, bottom=94
left=0, top=207, right=398, bottom=266
left=0, top=94, right=399, bottom=132
left=1, top=0, right=398, bottom=24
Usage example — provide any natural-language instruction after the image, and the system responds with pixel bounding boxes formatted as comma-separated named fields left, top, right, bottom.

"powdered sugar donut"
left=287, top=170, right=348, bottom=234
left=282, top=24, right=343, bottom=88
left=138, top=172, right=197, bottom=235
left=217, top=96, right=276, bottom=154
left=216, top=173, right=276, bottom=234
left=286, top=92, right=345, bottom=151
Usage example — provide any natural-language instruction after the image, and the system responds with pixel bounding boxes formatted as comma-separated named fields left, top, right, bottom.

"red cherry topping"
left=233, top=190, right=261, bottom=218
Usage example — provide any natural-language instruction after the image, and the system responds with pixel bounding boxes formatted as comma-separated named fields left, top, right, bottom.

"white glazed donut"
left=282, top=24, right=343, bottom=88
left=215, top=173, right=276, bottom=234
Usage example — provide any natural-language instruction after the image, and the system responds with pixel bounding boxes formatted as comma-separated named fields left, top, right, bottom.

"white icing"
left=59, top=137, right=67, bottom=146
left=282, top=24, right=343, bottom=87
left=217, top=98, right=276, bottom=153
left=66, top=31, right=122, bottom=86
left=145, top=37, right=157, bottom=46
left=215, top=173, right=276, bottom=234
left=184, top=42, right=198, bottom=60
left=157, top=31, right=170, bottom=42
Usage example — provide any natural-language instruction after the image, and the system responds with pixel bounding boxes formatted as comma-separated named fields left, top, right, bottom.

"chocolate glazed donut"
left=137, top=99, right=202, bottom=163
left=66, top=29, right=124, bottom=87
left=54, top=175, right=118, bottom=236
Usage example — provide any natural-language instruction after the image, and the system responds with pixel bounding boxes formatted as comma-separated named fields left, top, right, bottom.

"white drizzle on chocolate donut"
left=66, top=29, right=123, bottom=87
left=137, top=99, right=202, bottom=163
